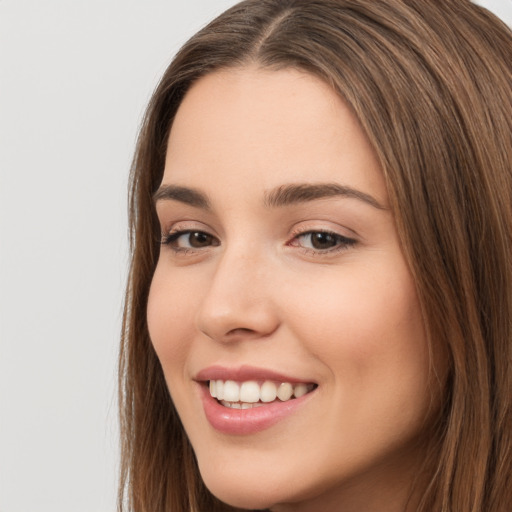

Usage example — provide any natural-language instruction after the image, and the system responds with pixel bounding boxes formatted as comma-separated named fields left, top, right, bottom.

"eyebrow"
left=153, top=182, right=386, bottom=210
left=153, top=185, right=211, bottom=210
left=264, top=183, right=387, bottom=210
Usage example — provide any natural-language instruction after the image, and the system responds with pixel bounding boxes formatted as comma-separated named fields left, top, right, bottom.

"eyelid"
left=288, top=221, right=357, bottom=240
left=158, top=220, right=358, bottom=257
left=287, top=224, right=358, bottom=256
left=160, top=220, right=220, bottom=252
left=160, top=219, right=217, bottom=237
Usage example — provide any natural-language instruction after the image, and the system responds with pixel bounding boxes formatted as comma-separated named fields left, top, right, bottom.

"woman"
left=119, top=1, right=512, bottom=510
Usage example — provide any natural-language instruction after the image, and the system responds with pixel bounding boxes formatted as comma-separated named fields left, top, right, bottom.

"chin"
left=206, top=485, right=276, bottom=510
left=199, top=465, right=282, bottom=510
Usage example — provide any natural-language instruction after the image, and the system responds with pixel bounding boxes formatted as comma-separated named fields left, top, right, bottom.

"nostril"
left=226, top=327, right=255, bottom=336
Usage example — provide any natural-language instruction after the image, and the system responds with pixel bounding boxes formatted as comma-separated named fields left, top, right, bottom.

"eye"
left=161, top=230, right=219, bottom=251
left=290, top=230, right=356, bottom=253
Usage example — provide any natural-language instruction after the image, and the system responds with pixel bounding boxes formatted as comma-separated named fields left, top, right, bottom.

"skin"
left=147, top=67, right=437, bottom=512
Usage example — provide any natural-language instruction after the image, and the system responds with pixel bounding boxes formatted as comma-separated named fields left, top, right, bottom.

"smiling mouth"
left=208, top=379, right=317, bottom=409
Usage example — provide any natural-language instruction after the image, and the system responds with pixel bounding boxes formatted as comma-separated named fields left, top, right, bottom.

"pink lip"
left=199, top=385, right=315, bottom=435
left=195, top=365, right=317, bottom=435
left=195, top=364, right=314, bottom=384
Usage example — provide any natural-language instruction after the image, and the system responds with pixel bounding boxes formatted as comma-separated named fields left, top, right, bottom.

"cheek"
left=146, top=267, right=196, bottom=368
left=283, top=259, right=429, bottom=403
left=280, top=264, right=433, bottom=474
left=288, top=261, right=422, bottom=346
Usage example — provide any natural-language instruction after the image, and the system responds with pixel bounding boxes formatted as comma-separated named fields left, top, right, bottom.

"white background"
left=0, top=1, right=510, bottom=511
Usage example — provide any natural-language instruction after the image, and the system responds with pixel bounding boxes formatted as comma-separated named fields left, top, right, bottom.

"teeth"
left=209, top=380, right=217, bottom=398
left=277, top=382, right=293, bottom=401
left=223, top=380, right=240, bottom=402
left=260, top=381, right=277, bottom=402
left=240, top=381, right=260, bottom=403
left=293, top=383, right=309, bottom=398
left=215, top=380, right=224, bottom=400
left=209, top=379, right=314, bottom=405
left=220, top=400, right=265, bottom=409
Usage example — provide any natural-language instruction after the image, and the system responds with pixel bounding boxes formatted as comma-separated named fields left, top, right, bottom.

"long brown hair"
left=119, top=1, right=512, bottom=510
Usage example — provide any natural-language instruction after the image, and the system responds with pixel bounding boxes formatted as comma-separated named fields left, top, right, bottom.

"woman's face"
left=148, top=67, right=435, bottom=511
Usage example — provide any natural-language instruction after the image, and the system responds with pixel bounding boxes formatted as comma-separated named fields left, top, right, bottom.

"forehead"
left=163, top=66, right=386, bottom=205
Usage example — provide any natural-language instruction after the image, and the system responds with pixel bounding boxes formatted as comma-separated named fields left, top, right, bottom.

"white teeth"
left=293, top=383, right=308, bottom=398
left=220, top=400, right=265, bottom=409
left=260, top=381, right=277, bottom=402
left=277, top=382, right=293, bottom=401
left=240, top=381, right=260, bottom=403
left=209, top=380, right=217, bottom=398
left=209, top=379, right=315, bottom=405
left=223, top=380, right=240, bottom=402
left=216, top=380, right=224, bottom=400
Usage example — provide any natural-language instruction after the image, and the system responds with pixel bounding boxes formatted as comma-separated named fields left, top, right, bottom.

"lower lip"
left=199, top=384, right=315, bottom=435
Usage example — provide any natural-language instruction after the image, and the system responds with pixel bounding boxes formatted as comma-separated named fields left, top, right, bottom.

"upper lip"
left=195, top=364, right=315, bottom=384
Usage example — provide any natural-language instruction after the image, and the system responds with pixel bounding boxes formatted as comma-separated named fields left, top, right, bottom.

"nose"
left=195, top=247, right=280, bottom=343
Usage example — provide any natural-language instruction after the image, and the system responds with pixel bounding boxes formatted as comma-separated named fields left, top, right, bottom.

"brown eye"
left=309, top=232, right=339, bottom=250
left=292, top=231, right=357, bottom=253
left=162, top=230, right=219, bottom=250
left=188, top=231, right=214, bottom=248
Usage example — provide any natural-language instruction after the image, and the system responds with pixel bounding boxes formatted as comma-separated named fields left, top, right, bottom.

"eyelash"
left=160, top=228, right=357, bottom=256
left=160, top=230, right=219, bottom=254
left=288, top=229, right=357, bottom=255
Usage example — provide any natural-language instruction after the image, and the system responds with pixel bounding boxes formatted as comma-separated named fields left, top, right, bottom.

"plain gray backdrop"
left=0, top=1, right=510, bottom=511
